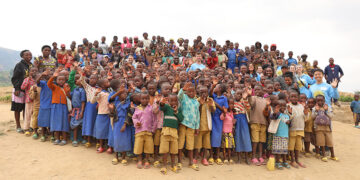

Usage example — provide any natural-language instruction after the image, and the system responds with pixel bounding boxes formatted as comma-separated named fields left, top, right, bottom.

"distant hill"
left=0, top=47, right=20, bottom=72
left=0, top=47, right=20, bottom=86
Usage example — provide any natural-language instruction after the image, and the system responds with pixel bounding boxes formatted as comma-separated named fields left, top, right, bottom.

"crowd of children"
left=11, top=33, right=353, bottom=174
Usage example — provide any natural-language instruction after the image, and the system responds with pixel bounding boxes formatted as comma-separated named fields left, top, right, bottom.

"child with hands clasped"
left=69, top=77, right=86, bottom=147
left=220, top=98, right=236, bottom=164
left=132, top=92, right=156, bottom=169
left=47, top=68, right=71, bottom=146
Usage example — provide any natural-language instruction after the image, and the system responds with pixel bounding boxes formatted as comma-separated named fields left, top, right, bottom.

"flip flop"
left=53, top=139, right=61, bottom=145
left=208, top=158, right=214, bottom=165
left=59, top=140, right=67, bottom=146
left=106, top=148, right=113, bottom=154
left=81, top=140, right=87, bottom=144
left=229, top=159, right=234, bottom=164
left=40, top=136, right=46, bottom=142
left=170, top=166, right=178, bottom=173
left=201, top=158, right=209, bottom=166
left=189, top=164, right=199, bottom=171
left=137, top=161, right=143, bottom=169
left=193, top=159, right=198, bottom=164
left=121, top=159, right=128, bottom=166
left=32, top=133, right=38, bottom=139
left=251, top=158, right=260, bottom=166
left=223, top=159, right=229, bottom=165
left=72, top=141, right=79, bottom=147
left=275, top=163, right=284, bottom=170
left=160, top=167, right=167, bottom=175
left=112, top=158, right=119, bottom=165
left=330, top=157, right=339, bottom=161
left=97, top=147, right=105, bottom=153
left=153, top=160, right=160, bottom=168
left=321, top=157, right=328, bottom=162
left=283, top=162, right=291, bottom=169
left=176, top=163, right=182, bottom=170
left=16, top=128, right=24, bottom=134
left=25, top=131, right=31, bottom=136
left=215, top=158, right=223, bottom=165
left=144, top=162, right=150, bottom=169
left=50, top=136, right=55, bottom=143
left=259, top=157, right=266, bottom=165
left=85, top=142, right=91, bottom=148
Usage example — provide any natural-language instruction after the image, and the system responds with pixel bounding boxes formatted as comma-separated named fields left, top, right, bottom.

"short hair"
left=20, top=50, right=30, bottom=58
left=41, top=45, right=51, bottom=51
left=313, top=69, right=324, bottom=74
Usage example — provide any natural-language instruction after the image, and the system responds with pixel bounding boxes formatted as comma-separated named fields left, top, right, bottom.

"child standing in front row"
left=29, top=83, right=41, bottom=139
left=132, top=92, right=156, bottom=169
left=92, top=79, right=111, bottom=152
left=220, top=98, right=236, bottom=164
left=270, top=100, right=291, bottom=170
left=304, top=98, right=316, bottom=156
left=47, top=68, right=71, bottom=146
left=350, top=94, right=360, bottom=128
left=70, top=78, right=86, bottom=147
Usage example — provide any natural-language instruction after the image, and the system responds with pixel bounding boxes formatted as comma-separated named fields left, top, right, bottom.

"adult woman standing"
left=11, top=50, right=33, bottom=133
left=34, top=45, right=56, bottom=72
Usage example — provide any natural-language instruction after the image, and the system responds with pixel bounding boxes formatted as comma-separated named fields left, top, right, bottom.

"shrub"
left=339, top=95, right=354, bottom=102
left=0, top=95, right=11, bottom=102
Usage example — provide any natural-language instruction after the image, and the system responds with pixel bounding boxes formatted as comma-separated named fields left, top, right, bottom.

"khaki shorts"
left=153, top=129, right=161, bottom=146
left=250, top=124, right=266, bottom=143
left=31, top=108, right=39, bottom=129
left=178, top=124, right=195, bottom=150
left=288, top=135, right=302, bottom=151
left=316, top=131, right=333, bottom=147
left=194, top=131, right=211, bottom=150
left=304, top=132, right=314, bottom=143
left=134, top=131, right=154, bottom=155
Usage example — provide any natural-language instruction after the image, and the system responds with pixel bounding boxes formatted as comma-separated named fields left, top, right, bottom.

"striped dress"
left=233, top=99, right=252, bottom=152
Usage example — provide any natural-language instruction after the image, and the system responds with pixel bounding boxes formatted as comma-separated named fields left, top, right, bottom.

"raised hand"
left=287, top=105, right=293, bottom=114
left=331, top=79, right=338, bottom=88
left=95, top=87, right=102, bottom=94
left=324, top=104, right=329, bottom=111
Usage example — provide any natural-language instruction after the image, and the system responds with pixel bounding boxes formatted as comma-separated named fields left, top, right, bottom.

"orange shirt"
left=47, top=76, right=70, bottom=104
left=171, top=63, right=182, bottom=70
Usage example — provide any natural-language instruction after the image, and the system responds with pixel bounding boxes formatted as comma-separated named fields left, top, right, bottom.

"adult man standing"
left=324, top=58, right=344, bottom=106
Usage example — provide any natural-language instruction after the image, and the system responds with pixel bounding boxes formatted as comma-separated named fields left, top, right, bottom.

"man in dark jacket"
left=324, top=57, right=344, bottom=106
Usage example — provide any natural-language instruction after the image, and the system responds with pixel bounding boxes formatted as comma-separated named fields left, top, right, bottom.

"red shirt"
left=207, top=57, right=218, bottom=69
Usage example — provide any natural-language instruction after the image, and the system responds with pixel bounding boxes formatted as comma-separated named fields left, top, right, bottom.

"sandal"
left=215, top=158, right=223, bottom=165
left=283, top=162, right=291, bottom=169
left=40, top=136, right=46, bottom=142
left=208, top=158, right=214, bottom=165
left=223, top=159, right=229, bottom=165
left=193, top=159, right=198, bottom=164
left=330, top=157, right=339, bottom=161
left=112, top=158, right=119, bottom=165
left=96, top=143, right=100, bottom=149
left=189, top=164, right=199, bottom=171
left=229, top=159, right=234, bottom=164
left=25, top=131, right=31, bottom=136
left=153, top=160, right=160, bottom=168
left=59, top=140, right=67, bottom=146
left=321, top=157, right=328, bottom=162
left=53, top=139, right=61, bottom=145
left=121, top=159, right=128, bottom=166
left=315, top=154, right=321, bottom=159
left=176, top=163, right=182, bottom=170
left=275, top=163, right=284, bottom=170
left=201, top=158, right=209, bottom=166
left=251, top=158, right=260, bottom=166
left=106, top=148, right=113, bottom=154
left=85, top=142, right=91, bottom=148
left=160, top=167, right=167, bottom=175
left=50, top=136, right=55, bottom=142
left=246, top=158, right=251, bottom=165
left=32, top=133, right=39, bottom=139
left=137, top=161, right=143, bottom=169
left=144, top=162, right=150, bottom=169
left=16, top=128, right=24, bottom=134
left=72, top=141, right=79, bottom=147
left=97, top=147, right=105, bottom=153
left=170, top=166, right=178, bottom=173
left=259, top=157, right=266, bottom=165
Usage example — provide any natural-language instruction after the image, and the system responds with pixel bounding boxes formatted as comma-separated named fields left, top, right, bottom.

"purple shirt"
left=132, top=105, right=156, bottom=134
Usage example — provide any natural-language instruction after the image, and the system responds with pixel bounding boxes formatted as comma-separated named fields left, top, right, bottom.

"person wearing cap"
left=299, top=54, right=311, bottom=74
left=56, top=44, right=67, bottom=66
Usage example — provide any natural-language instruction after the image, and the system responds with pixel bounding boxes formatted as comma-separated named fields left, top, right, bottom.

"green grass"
left=339, top=95, right=354, bottom=102
left=0, top=95, right=11, bottom=102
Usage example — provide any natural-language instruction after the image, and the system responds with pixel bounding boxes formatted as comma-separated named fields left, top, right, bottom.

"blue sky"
left=1, top=0, right=359, bottom=92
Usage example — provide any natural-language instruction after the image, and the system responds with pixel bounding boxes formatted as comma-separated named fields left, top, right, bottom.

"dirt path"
left=1, top=103, right=359, bottom=180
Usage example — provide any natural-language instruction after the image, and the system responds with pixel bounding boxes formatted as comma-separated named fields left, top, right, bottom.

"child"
left=159, top=94, right=183, bottom=174
left=269, top=100, right=291, bottom=169
left=177, top=82, right=200, bottom=171
left=304, top=98, right=316, bottom=156
left=109, top=82, right=132, bottom=165
left=195, top=86, right=215, bottom=166
left=220, top=98, right=236, bottom=164
left=29, top=84, right=41, bottom=139
left=92, top=79, right=111, bottom=152
left=70, top=78, right=86, bottom=147
left=273, top=81, right=281, bottom=95
left=132, top=92, right=156, bottom=169
left=36, top=69, right=53, bottom=142
left=249, top=85, right=267, bottom=165
left=313, top=95, right=339, bottom=162
left=47, top=68, right=71, bottom=145
left=79, top=68, right=99, bottom=147
left=287, top=91, right=306, bottom=168
left=209, top=83, right=228, bottom=165
left=20, top=67, right=38, bottom=136
left=350, top=94, right=360, bottom=128
left=233, top=89, right=252, bottom=164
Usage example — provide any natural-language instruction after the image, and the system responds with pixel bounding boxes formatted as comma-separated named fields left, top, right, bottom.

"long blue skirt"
left=234, top=114, right=252, bottom=152
left=94, top=114, right=110, bottom=139
left=113, top=117, right=132, bottom=152
left=38, top=108, right=51, bottom=127
left=108, top=122, right=114, bottom=147
left=70, top=108, right=83, bottom=129
left=82, top=102, right=97, bottom=136
left=211, top=112, right=223, bottom=148
left=50, top=104, right=69, bottom=132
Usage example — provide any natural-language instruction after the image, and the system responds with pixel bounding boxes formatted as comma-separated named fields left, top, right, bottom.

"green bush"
left=0, top=95, right=11, bottom=102
left=339, top=95, right=354, bottom=102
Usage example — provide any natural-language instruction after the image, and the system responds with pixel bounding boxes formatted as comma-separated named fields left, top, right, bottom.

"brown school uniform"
left=249, top=96, right=267, bottom=143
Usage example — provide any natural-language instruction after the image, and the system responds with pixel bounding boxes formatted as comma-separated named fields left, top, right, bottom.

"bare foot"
left=290, top=161, right=299, bottom=168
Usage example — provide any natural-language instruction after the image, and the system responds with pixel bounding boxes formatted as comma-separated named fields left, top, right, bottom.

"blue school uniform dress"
left=211, top=94, right=228, bottom=148
left=226, top=49, right=236, bottom=71
left=37, top=80, right=52, bottom=128
left=81, top=79, right=98, bottom=137
left=109, top=95, right=132, bottom=152
left=70, top=87, right=86, bottom=129
left=93, top=90, right=110, bottom=140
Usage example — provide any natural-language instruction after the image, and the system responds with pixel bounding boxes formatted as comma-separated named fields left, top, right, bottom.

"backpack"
left=314, top=110, right=331, bottom=126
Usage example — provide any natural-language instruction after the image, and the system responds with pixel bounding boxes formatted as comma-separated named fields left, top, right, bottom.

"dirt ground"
left=0, top=101, right=359, bottom=180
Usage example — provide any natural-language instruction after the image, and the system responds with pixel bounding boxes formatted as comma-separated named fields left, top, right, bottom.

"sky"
left=1, top=0, right=359, bottom=92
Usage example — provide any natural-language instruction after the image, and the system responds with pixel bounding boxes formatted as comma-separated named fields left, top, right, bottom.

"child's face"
left=161, top=84, right=171, bottom=97
left=290, top=93, right=299, bottom=104
left=279, top=101, right=286, bottom=113
left=300, top=94, right=307, bottom=103
left=307, top=99, right=316, bottom=109
left=234, top=90, right=242, bottom=101
left=274, top=82, right=281, bottom=91
left=147, top=84, right=156, bottom=96
left=316, top=96, right=325, bottom=107
left=185, top=86, right=196, bottom=98
left=134, top=77, right=143, bottom=88
left=140, top=94, right=150, bottom=106
left=200, top=88, right=208, bottom=99
left=56, top=76, right=66, bottom=87
left=254, top=86, right=263, bottom=97
left=228, top=99, right=234, bottom=110
left=355, top=95, right=359, bottom=101
left=89, top=75, right=98, bottom=87
left=169, top=95, right=178, bottom=109
left=266, top=84, right=274, bottom=94
left=284, top=77, right=293, bottom=86
left=29, top=68, right=38, bottom=78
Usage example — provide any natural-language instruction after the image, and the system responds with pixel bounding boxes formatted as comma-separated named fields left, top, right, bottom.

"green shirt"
left=160, top=104, right=183, bottom=129
left=67, top=70, right=77, bottom=92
